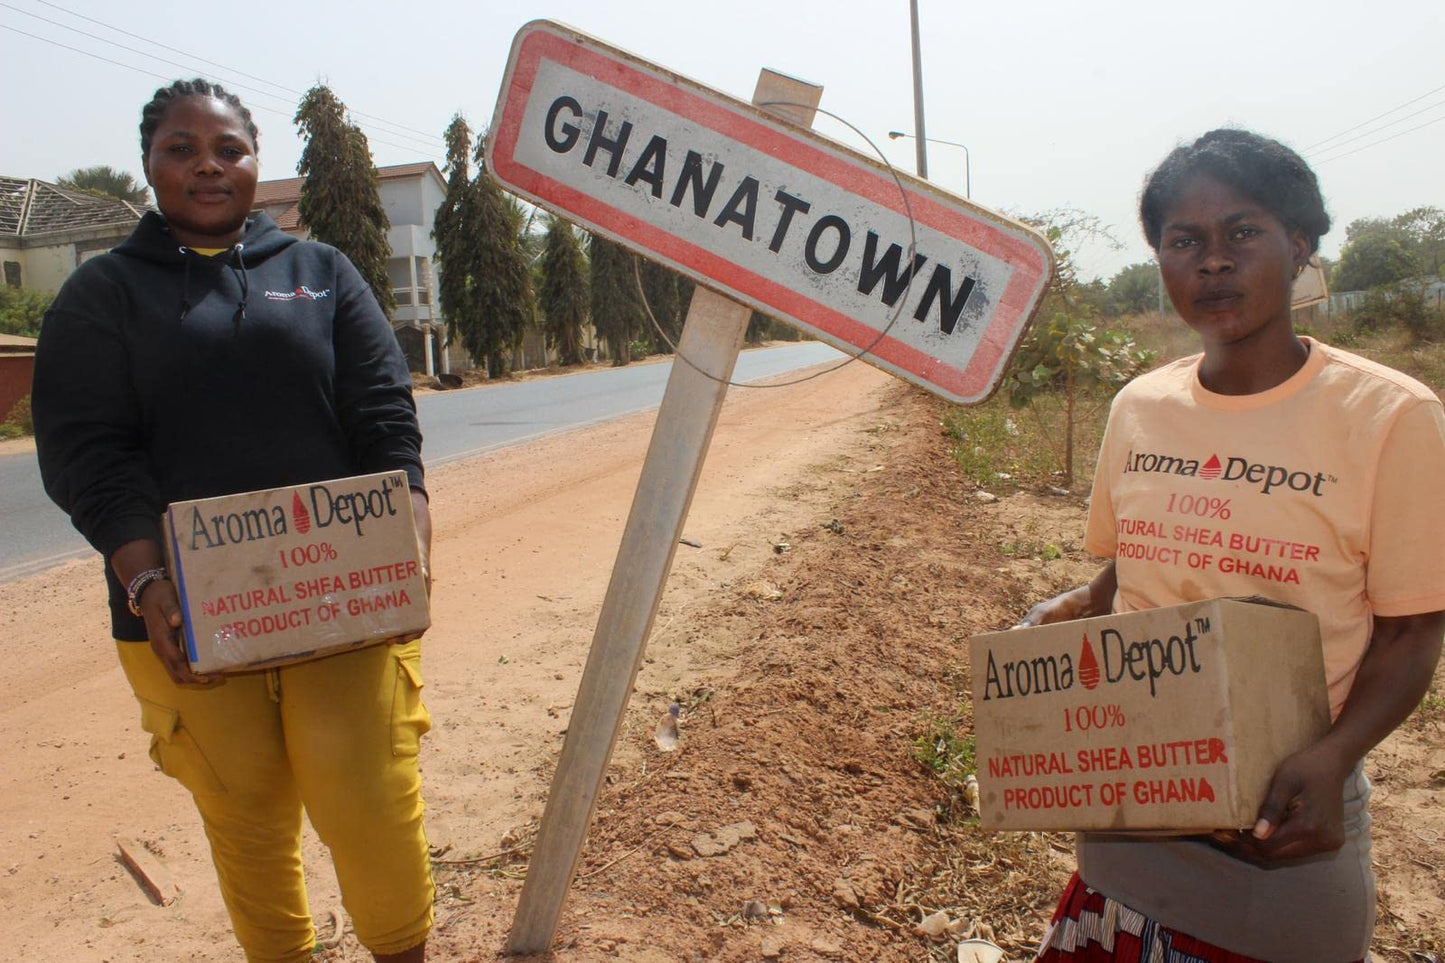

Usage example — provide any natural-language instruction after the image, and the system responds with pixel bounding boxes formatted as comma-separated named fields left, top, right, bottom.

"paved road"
left=0, top=342, right=843, bottom=582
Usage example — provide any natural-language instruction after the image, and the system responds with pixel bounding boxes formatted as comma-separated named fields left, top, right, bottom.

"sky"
left=3, top=0, right=1441, bottom=281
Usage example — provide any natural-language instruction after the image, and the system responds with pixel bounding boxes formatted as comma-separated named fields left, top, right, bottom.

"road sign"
left=1291, top=256, right=1328, bottom=309
left=487, top=21, right=1053, bottom=404
left=505, top=67, right=823, bottom=954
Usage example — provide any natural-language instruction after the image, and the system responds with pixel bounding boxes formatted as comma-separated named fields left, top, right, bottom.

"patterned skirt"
left=1033, top=873, right=1364, bottom=963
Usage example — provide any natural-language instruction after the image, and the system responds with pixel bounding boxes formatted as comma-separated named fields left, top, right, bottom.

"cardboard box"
left=968, top=598, right=1328, bottom=832
left=162, top=471, right=430, bottom=673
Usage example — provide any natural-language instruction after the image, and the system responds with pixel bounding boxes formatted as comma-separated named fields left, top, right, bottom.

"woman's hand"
left=139, top=577, right=225, bottom=687
left=1208, top=741, right=1349, bottom=864
left=1018, top=585, right=1093, bottom=628
left=1015, top=561, right=1117, bottom=628
left=1218, top=610, right=1444, bottom=863
left=397, top=488, right=432, bottom=645
left=112, top=538, right=223, bottom=687
left=1246, top=741, right=1349, bottom=859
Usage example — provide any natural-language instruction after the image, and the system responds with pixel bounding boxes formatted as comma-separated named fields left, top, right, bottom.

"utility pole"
left=908, top=0, right=928, bottom=179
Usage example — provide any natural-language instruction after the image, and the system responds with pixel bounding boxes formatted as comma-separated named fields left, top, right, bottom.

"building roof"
left=252, top=176, right=306, bottom=208
left=0, top=176, right=146, bottom=239
left=253, top=162, right=445, bottom=208
left=253, top=162, right=444, bottom=235
left=0, top=333, right=40, bottom=355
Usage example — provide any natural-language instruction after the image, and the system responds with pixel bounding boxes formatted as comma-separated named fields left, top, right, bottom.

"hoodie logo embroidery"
left=264, top=286, right=331, bottom=302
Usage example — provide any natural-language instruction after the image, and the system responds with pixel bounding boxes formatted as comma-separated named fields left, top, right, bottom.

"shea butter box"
left=969, top=598, right=1328, bottom=832
left=161, top=471, right=429, bottom=673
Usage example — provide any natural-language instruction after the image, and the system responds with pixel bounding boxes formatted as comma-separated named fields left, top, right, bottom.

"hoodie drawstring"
left=178, top=247, right=194, bottom=321
left=228, top=243, right=249, bottom=326
left=176, top=244, right=249, bottom=326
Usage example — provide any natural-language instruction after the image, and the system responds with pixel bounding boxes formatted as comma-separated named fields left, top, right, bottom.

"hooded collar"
left=115, top=210, right=297, bottom=267
left=116, top=211, right=295, bottom=324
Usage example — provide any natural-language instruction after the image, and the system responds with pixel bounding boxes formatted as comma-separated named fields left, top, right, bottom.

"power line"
left=2, top=2, right=442, bottom=154
left=32, top=0, right=289, bottom=93
left=1, top=5, right=297, bottom=108
left=1315, top=113, right=1445, bottom=165
left=6, top=0, right=445, bottom=149
left=2, top=22, right=173, bottom=82
left=1309, top=97, right=1445, bottom=161
left=31, top=0, right=445, bottom=145
left=1304, top=79, right=1445, bottom=152
left=0, top=22, right=445, bottom=164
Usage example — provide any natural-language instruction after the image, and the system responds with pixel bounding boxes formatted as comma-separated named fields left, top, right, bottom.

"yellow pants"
left=117, top=640, right=434, bottom=962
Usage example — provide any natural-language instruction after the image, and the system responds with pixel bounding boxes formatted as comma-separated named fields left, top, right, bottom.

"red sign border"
left=489, top=22, right=1052, bottom=403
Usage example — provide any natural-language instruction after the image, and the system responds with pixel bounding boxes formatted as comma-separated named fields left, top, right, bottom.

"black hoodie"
left=33, top=211, right=425, bottom=641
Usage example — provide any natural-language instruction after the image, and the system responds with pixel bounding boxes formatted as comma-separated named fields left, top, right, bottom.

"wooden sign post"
left=486, top=20, right=1054, bottom=953
left=505, top=70, right=822, bottom=955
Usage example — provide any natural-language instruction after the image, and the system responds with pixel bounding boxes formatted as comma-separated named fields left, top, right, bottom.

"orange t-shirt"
left=1085, top=339, right=1445, bottom=718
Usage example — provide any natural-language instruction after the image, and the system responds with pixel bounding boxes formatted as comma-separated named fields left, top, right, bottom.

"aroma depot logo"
left=292, top=493, right=312, bottom=534
left=1122, top=448, right=1332, bottom=496
left=1078, top=634, right=1100, bottom=690
left=185, top=476, right=404, bottom=550
left=982, top=617, right=1211, bottom=702
left=263, top=286, right=332, bottom=302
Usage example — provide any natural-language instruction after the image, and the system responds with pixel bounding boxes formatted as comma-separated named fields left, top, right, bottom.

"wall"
left=1, top=224, right=136, bottom=293
left=0, top=354, right=35, bottom=422
left=380, top=178, right=424, bottom=231
left=15, top=245, right=74, bottom=294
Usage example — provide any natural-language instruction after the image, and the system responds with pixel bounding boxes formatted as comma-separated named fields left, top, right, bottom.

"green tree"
left=1332, top=234, right=1419, bottom=292
left=745, top=312, right=801, bottom=344
left=1005, top=212, right=1152, bottom=488
left=0, top=287, right=53, bottom=337
left=1105, top=261, right=1161, bottom=317
left=471, top=139, right=535, bottom=377
left=294, top=85, right=394, bottom=315
left=57, top=165, right=149, bottom=205
left=638, top=260, right=685, bottom=353
left=1333, top=207, right=1444, bottom=291
left=1343, top=215, right=1408, bottom=247
left=589, top=236, right=644, bottom=364
left=1394, top=206, right=1445, bottom=277
left=433, top=115, right=485, bottom=369
left=537, top=215, right=590, bottom=366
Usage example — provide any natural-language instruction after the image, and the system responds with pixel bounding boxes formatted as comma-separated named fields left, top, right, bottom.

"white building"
left=0, top=176, right=145, bottom=292
left=253, top=162, right=454, bottom=375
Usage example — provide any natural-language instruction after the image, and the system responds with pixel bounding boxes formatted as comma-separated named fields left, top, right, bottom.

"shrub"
left=0, top=395, right=33, bottom=439
left=1004, top=314, right=1153, bottom=488
left=1351, top=281, right=1445, bottom=343
left=0, top=288, right=53, bottom=338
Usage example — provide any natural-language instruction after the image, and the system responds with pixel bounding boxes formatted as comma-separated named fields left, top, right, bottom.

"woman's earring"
left=1294, top=264, right=1305, bottom=278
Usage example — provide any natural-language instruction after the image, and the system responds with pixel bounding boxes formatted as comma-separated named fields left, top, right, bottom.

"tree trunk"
left=1064, top=369, right=1076, bottom=490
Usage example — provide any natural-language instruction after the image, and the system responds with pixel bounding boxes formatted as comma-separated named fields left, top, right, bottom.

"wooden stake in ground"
left=505, top=69, right=823, bottom=955
left=115, top=836, right=180, bottom=906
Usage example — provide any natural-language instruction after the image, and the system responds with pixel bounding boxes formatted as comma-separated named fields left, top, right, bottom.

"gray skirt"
left=1075, top=766, right=1373, bottom=962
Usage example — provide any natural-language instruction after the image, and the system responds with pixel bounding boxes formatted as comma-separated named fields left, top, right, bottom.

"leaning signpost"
left=487, top=20, right=1053, bottom=952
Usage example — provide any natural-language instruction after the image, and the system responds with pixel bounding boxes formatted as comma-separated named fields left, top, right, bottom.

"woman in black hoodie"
left=33, top=80, right=434, bottom=963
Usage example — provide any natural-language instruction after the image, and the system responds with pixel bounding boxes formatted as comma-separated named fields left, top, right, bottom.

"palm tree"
left=57, top=166, right=149, bottom=205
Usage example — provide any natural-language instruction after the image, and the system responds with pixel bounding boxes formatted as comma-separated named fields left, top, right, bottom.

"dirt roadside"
left=3, top=362, right=1440, bottom=961
left=1, top=359, right=898, bottom=960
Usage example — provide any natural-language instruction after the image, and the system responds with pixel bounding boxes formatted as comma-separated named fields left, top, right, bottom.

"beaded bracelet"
left=126, top=567, right=170, bottom=617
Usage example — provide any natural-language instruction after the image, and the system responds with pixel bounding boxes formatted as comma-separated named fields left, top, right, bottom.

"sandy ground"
left=4, top=363, right=1442, bottom=962
left=0, top=435, right=36, bottom=456
left=1, top=359, right=897, bottom=960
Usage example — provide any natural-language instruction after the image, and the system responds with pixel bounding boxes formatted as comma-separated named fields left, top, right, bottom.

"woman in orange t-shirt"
left=1024, top=129, right=1445, bottom=962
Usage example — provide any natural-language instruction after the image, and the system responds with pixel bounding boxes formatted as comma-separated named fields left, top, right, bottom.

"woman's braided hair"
left=140, top=78, right=259, bottom=157
left=1140, top=128, right=1330, bottom=254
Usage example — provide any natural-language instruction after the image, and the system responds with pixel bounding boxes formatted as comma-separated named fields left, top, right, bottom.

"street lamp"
left=888, top=131, right=970, bottom=199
